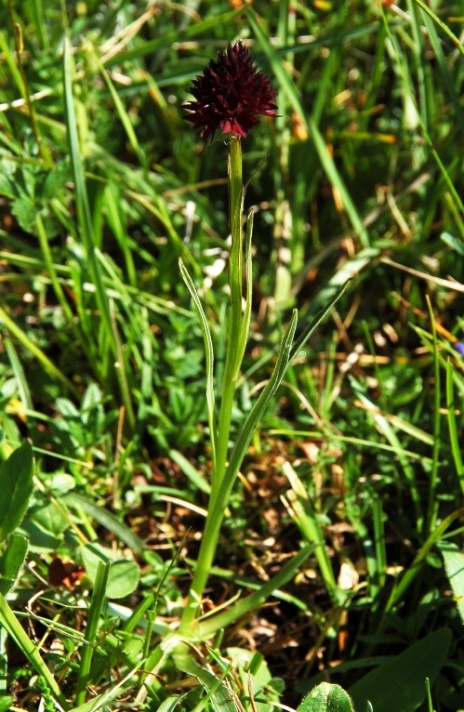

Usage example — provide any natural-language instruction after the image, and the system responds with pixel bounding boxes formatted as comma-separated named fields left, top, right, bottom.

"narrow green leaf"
left=385, top=508, right=463, bottom=611
left=105, top=9, right=244, bottom=67
left=1, top=533, right=28, bottom=591
left=156, top=697, right=181, bottom=712
left=4, top=338, right=33, bottom=411
left=0, top=441, right=33, bottom=541
left=282, top=466, right=339, bottom=602
left=63, top=38, right=136, bottom=427
left=224, top=309, right=298, bottom=491
left=0, top=306, right=79, bottom=398
left=440, top=232, right=464, bottom=255
left=413, top=0, right=464, bottom=59
left=291, top=279, right=351, bottom=361
left=446, top=360, right=464, bottom=493
left=247, top=8, right=369, bottom=246
left=196, top=544, right=312, bottom=640
left=68, top=666, right=139, bottom=712
left=169, top=449, right=210, bottom=495
left=179, top=259, right=217, bottom=472
left=173, top=655, right=236, bottom=712
left=75, top=560, right=110, bottom=707
left=98, top=61, right=142, bottom=161
left=233, top=209, right=254, bottom=381
left=0, top=594, right=67, bottom=709
left=420, top=14, right=464, bottom=132
left=62, top=492, right=144, bottom=554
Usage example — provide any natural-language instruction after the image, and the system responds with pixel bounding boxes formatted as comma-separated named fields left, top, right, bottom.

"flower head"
left=183, top=40, right=279, bottom=141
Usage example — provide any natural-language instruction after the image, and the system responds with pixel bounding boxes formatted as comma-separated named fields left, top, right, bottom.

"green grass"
left=0, top=1, right=464, bottom=710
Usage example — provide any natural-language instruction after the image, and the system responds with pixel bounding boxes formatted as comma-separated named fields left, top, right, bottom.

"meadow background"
left=0, top=0, right=464, bottom=711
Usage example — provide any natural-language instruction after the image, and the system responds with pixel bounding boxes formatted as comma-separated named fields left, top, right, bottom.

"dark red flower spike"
left=183, top=40, right=279, bottom=141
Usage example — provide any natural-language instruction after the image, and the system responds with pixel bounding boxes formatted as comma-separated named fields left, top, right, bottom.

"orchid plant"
left=176, top=41, right=346, bottom=641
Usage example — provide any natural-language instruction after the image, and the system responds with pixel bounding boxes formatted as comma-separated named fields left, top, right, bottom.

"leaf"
left=173, top=654, right=236, bottom=712
left=63, top=493, right=144, bottom=554
left=0, top=594, right=67, bottom=708
left=42, top=158, right=72, bottom=200
left=349, top=629, right=452, bottom=712
left=0, top=441, right=33, bottom=541
left=290, top=280, right=351, bottom=362
left=81, top=544, right=140, bottom=599
left=247, top=8, right=369, bottom=247
left=156, top=697, right=182, bottom=712
left=227, top=647, right=281, bottom=712
left=179, top=258, right=217, bottom=470
left=439, top=541, right=464, bottom=623
left=105, top=560, right=140, bottom=599
left=11, top=195, right=38, bottom=232
left=0, top=696, right=15, bottom=712
left=298, top=683, right=355, bottom=712
left=0, top=533, right=28, bottom=594
left=440, top=231, right=464, bottom=256
left=225, top=309, right=298, bottom=487
left=21, top=501, right=69, bottom=552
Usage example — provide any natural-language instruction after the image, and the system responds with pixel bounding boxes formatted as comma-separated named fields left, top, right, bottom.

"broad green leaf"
left=105, top=560, right=140, bottom=599
left=0, top=695, right=15, bottom=712
left=349, top=629, right=451, bottom=712
left=42, top=159, right=72, bottom=200
left=21, top=501, right=69, bottom=552
left=0, top=441, right=33, bottom=541
left=81, top=544, right=140, bottom=599
left=11, top=195, right=37, bottom=232
left=298, top=683, right=355, bottom=712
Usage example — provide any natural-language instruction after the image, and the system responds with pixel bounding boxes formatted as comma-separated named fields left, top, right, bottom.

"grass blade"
left=0, top=594, right=68, bottom=709
left=446, top=359, right=464, bottom=493
left=75, top=561, right=110, bottom=707
left=179, top=258, right=217, bottom=480
left=195, top=544, right=312, bottom=640
left=248, top=8, right=369, bottom=247
left=223, top=309, right=298, bottom=494
left=0, top=305, right=79, bottom=398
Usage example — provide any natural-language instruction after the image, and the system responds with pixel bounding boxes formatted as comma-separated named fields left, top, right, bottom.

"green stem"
left=178, top=311, right=299, bottom=634
left=178, top=483, right=231, bottom=633
left=179, top=136, right=245, bottom=632
left=215, top=136, right=244, bottom=489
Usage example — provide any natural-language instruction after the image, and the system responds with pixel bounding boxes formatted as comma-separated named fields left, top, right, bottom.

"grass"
left=0, top=0, right=464, bottom=711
